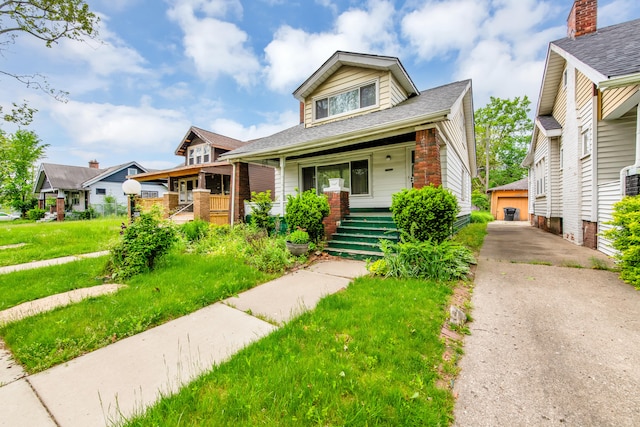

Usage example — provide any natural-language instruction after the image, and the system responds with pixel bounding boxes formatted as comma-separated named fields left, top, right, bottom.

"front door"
left=178, top=178, right=198, bottom=203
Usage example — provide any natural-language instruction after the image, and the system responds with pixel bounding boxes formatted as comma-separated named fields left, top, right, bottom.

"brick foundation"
left=532, top=215, right=562, bottom=235
left=582, top=220, right=598, bottom=250
left=413, top=128, right=442, bottom=188
left=163, top=192, right=179, bottom=218
left=322, top=191, right=349, bottom=239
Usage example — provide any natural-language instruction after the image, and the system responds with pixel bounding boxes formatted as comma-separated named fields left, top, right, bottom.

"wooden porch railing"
left=138, top=197, right=163, bottom=212
left=210, top=195, right=230, bottom=225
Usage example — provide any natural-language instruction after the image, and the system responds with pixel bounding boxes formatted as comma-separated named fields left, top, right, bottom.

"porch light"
left=386, top=155, right=392, bottom=161
left=122, top=179, right=142, bottom=222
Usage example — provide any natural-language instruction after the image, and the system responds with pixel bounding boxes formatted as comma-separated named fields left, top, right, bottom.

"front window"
left=582, top=128, right=592, bottom=156
left=204, top=145, right=211, bottom=163
left=302, top=159, right=370, bottom=195
left=96, top=188, right=106, bottom=195
left=188, top=149, right=194, bottom=165
left=141, top=191, right=159, bottom=198
left=535, top=158, right=546, bottom=197
left=314, top=82, right=377, bottom=121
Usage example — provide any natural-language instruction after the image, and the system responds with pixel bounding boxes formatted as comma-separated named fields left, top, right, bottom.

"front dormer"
left=175, top=126, right=245, bottom=166
left=294, top=51, right=419, bottom=128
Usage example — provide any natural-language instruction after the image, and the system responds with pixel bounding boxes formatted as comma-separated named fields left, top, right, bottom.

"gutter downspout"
left=619, top=103, right=640, bottom=196
left=230, top=161, right=236, bottom=226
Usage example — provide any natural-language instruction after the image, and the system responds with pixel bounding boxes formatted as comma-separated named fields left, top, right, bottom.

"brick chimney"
left=88, top=159, right=99, bottom=169
left=567, top=0, right=597, bottom=39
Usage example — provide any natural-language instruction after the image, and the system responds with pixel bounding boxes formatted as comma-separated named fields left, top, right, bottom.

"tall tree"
left=0, top=0, right=99, bottom=125
left=474, top=96, right=533, bottom=192
left=0, top=129, right=49, bottom=216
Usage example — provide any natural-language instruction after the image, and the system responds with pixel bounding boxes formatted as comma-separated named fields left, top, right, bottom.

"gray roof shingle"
left=487, top=177, right=528, bottom=192
left=224, top=80, right=471, bottom=158
left=537, top=115, right=562, bottom=131
left=40, top=163, right=103, bottom=191
left=553, top=18, right=640, bottom=78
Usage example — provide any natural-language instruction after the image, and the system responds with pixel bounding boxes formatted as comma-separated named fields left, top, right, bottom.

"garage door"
left=495, top=196, right=528, bottom=220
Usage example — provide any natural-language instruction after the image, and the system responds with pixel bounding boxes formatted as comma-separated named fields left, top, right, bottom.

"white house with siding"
left=523, top=0, right=640, bottom=255
left=221, top=51, right=475, bottom=257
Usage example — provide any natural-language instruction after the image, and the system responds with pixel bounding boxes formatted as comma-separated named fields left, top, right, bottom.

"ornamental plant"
left=285, top=190, right=330, bottom=242
left=287, top=229, right=310, bottom=244
left=603, top=195, right=640, bottom=288
left=107, top=208, right=178, bottom=280
left=250, top=190, right=273, bottom=233
left=391, top=185, right=459, bottom=243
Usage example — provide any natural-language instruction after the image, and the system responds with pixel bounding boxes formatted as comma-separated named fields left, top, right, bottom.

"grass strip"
left=0, top=252, right=274, bottom=373
left=453, top=222, right=488, bottom=254
left=126, top=276, right=454, bottom=426
left=0, top=218, right=122, bottom=267
left=0, top=257, right=108, bottom=310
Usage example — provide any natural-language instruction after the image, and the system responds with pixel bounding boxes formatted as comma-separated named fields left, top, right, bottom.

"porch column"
left=38, top=194, right=45, bottom=209
left=232, top=162, right=251, bottom=223
left=197, top=170, right=206, bottom=189
left=163, top=192, right=179, bottom=218
left=323, top=178, right=350, bottom=240
left=56, top=191, right=65, bottom=222
left=193, top=189, right=211, bottom=223
left=414, top=127, right=442, bottom=188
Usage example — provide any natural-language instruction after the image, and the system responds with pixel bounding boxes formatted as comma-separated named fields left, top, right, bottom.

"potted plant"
left=286, top=229, right=310, bottom=255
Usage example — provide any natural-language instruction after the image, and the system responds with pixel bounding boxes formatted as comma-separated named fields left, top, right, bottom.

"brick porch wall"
left=233, top=162, right=251, bottom=223
left=322, top=190, right=350, bottom=239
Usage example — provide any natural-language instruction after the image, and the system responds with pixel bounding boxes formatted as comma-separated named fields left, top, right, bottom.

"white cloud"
left=209, top=109, right=299, bottom=141
left=264, top=0, right=399, bottom=92
left=167, top=0, right=259, bottom=86
left=401, top=0, right=489, bottom=61
left=49, top=100, right=191, bottom=155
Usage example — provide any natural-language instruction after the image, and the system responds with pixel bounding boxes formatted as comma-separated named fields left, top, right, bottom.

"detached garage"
left=487, top=178, right=529, bottom=221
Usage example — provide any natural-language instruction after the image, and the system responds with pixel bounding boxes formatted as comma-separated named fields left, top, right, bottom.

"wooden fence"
left=210, top=195, right=230, bottom=225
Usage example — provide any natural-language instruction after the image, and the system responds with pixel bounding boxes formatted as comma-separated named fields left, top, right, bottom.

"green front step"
left=324, top=211, right=399, bottom=260
left=325, top=248, right=384, bottom=260
left=341, top=220, right=396, bottom=229
left=331, top=233, right=397, bottom=244
left=339, top=226, right=399, bottom=237
left=327, top=240, right=382, bottom=252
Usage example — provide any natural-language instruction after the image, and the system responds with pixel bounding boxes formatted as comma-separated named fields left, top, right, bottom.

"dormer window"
left=314, top=81, right=378, bottom=121
left=188, top=148, right=195, bottom=165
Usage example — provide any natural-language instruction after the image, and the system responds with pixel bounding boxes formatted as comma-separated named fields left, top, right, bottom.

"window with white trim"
left=535, top=158, right=546, bottom=196
left=203, top=145, right=211, bottom=163
left=141, top=191, right=159, bottom=198
left=96, top=188, right=106, bottom=195
left=314, top=81, right=377, bottom=121
left=301, top=159, right=370, bottom=195
left=128, top=168, right=138, bottom=176
left=581, top=128, right=592, bottom=156
left=188, top=148, right=194, bottom=165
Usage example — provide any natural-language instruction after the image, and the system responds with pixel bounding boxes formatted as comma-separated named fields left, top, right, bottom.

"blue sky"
left=2, top=0, right=640, bottom=170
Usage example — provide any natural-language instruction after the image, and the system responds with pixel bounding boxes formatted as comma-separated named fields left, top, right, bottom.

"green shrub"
left=245, top=235, right=291, bottom=273
left=470, top=211, right=494, bottom=223
left=27, top=208, right=46, bottom=221
left=285, top=190, right=330, bottom=242
left=107, top=210, right=178, bottom=280
left=367, top=239, right=476, bottom=281
left=367, top=237, right=475, bottom=281
left=250, top=190, right=273, bottom=232
left=391, top=185, right=459, bottom=243
left=472, top=189, right=490, bottom=211
left=180, top=219, right=210, bottom=242
left=603, top=195, right=640, bottom=288
left=287, top=229, right=309, bottom=244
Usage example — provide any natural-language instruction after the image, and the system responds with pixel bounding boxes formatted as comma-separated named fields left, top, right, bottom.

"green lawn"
left=0, top=256, right=108, bottom=310
left=0, top=252, right=274, bottom=373
left=0, top=218, right=122, bottom=267
left=125, top=276, right=455, bottom=426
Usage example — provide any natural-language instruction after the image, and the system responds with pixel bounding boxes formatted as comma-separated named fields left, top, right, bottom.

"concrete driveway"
left=454, top=222, right=640, bottom=426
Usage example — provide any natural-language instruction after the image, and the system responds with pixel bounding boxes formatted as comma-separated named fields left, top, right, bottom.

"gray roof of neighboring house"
left=38, top=163, right=104, bottom=191
left=553, top=18, right=640, bottom=78
left=224, top=79, right=471, bottom=158
left=487, top=177, right=529, bottom=192
left=537, top=115, right=562, bottom=131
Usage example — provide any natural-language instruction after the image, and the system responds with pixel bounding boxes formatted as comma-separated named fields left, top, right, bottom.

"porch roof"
left=132, top=162, right=232, bottom=182
left=221, top=80, right=471, bottom=161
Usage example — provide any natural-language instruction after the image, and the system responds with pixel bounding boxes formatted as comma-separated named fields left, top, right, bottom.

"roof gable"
left=82, top=161, right=148, bottom=187
left=35, top=163, right=103, bottom=192
left=293, top=51, right=419, bottom=102
left=175, top=126, right=245, bottom=156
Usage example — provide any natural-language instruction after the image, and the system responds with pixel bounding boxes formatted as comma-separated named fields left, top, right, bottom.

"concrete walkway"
left=0, top=251, right=110, bottom=275
left=0, top=259, right=368, bottom=427
left=454, top=222, right=640, bottom=426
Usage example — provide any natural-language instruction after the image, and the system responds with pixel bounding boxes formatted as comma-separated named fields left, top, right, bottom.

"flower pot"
left=286, top=241, right=309, bottom=256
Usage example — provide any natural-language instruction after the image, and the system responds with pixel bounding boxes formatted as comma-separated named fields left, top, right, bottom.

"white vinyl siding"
left=597, top=181, right=622, bottom=256
left=580, top=103, right=593, bottom=220
left=575, top=69, right=592, bottom=110
left=597, top=108, right=637, bottom=183
left=602, top=85, right=640, bottom=119
left=553, top=66, right=568, bottom=127
left=438, top=107, right=470, bottom=174
left=533, top=133, right=548, bottom=216
left=442, top=143, right=471, bottom=216
left=304, top=66, right=407, bottom=126
left=550, top=137, right=563, bottom=217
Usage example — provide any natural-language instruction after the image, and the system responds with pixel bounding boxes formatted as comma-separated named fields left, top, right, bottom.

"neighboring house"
left=33, top=160, right=167, bottom=221
left=487, top=178, right=529, bottom=221
left=221, top=51, right=476, bottom=251
left=133, top=126, right=275, bottom=224
left=523, top=0, right=640, bottom=254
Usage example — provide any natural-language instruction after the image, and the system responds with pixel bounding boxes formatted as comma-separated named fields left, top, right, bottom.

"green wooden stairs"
left=324, top=209, right=400, bottom=260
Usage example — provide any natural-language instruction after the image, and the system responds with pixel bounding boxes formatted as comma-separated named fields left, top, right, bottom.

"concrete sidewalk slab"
left=0, top=284, right=124, bottom=325
left=28, top=303, right=276, bottom=427
left=0, top=380, right=56, bottom=427
left=0, top=341, right=25, bottom=387
left=0, top=251, right=110, bottom=275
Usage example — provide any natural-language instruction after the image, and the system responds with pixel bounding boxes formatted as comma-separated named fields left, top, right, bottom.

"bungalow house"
left=523, top=0, right=640, bottom=255
left=133, top=126, right=275, bottom=224
left=33, top=160, right=167, bottom=221
left=221, top=51, right=476, bottom=257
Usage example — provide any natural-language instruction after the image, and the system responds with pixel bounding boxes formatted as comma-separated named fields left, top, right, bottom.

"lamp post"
left=122, top=179, right=142, bottom=222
